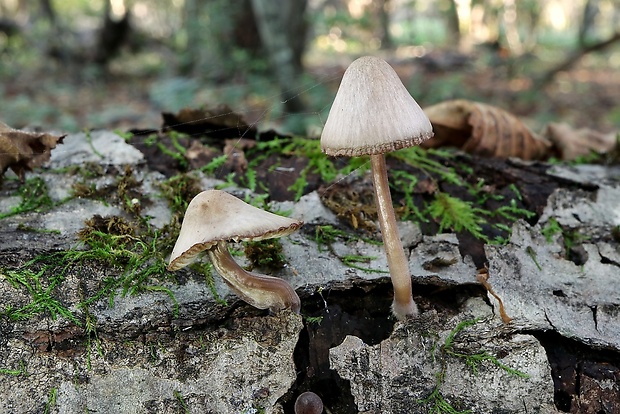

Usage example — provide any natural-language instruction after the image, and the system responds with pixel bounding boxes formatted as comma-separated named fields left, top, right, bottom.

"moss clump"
left=244, top=239, right=287, bottom=272
left=79, top=215, right=136, bottom=239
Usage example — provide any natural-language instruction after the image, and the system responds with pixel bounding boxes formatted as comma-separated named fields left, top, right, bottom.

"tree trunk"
left=376, top=0, right=393, bottom=50
left=443, top=0, right=461, bottom=48
left=502, top=0, right=522, bottom=55
left=94, top=0, right=131, bottom=67
left=181, top=0, right=261, bottom=79
left=250, top=0, right=308, bottom=113
left=578, top=0, right=599, bottom=46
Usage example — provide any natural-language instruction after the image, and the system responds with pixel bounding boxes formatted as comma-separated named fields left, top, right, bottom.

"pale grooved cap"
left=321, top=56, right=433, bottom=157
left=168, top=190, right=303, bottom=271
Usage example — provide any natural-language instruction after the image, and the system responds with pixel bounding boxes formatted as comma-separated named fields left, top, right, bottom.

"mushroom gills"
left=207, top=242, right=301, bottom=313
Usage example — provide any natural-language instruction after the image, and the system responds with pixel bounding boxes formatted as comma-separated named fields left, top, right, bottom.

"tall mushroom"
left=167, top=190, right=303, bottom=313
left=320, top=56, right=434, bottom=319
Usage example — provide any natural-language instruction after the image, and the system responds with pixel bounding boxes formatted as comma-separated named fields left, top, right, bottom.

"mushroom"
left=320, top=56, right=434, bottom=319
left=294, top=391, right=324, bottom=414
left=167, top=189, right=303, bottom=313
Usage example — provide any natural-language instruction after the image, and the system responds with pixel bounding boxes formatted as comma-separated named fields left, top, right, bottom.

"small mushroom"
left=320, top=56, right=434, bottom=319
left=167, top=189, right=303, bottom=313
left=294, top=391, right=324, bottom=414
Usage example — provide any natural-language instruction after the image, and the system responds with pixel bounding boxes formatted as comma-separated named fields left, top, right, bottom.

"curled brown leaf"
left=0, top=121, right=65, bottom=181
left=423, top=99, right=552, bottom=160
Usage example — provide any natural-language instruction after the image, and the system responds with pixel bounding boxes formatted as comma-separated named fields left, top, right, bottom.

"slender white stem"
left=208, top=242, right=301, bottom=313
left=370, top=154, right=418, bottom=319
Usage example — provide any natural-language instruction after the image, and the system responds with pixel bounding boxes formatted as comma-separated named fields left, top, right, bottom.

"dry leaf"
left=0, top=121, right=65, bottom=181
left=423, top=99, right=551, bottom=160
left=543, top=122, right=618, bottom=161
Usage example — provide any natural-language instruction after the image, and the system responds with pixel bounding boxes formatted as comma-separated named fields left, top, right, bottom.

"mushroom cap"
left=294, top=391, right=324, bottom=414
left=168, top=190, right=303, bottom=271
left=320, top=56, right=433, bottom=157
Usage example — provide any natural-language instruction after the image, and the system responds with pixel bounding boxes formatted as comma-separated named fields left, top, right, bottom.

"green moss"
left=419, top=318, right=529, bottom=413
left=70, top=166, right=146, bottom=218
left=388, top=149, right=535, bottom=244
left=1, top=265, right=79, bottom=324
left=444, top=319, right=529, bottom=377
left=314, top=225, right=380, bottom=252
left=304, top=315, right=324, bottom=325
left=199, top=154, right=228, bottom=174
left=312, top=225, right=387, bottom=273
left=74, top=216, right=176, bottom=308
left=115, top=166, right=143, bottom=215
left=0, top=177, right=55, bottom=219
left=392, top=146, right=462, bottom=186
left=428, top=193, right=488, bottom=241
left=1, top=210, right=180, bottom=325
left=244, top=239, right=287, bottom=272
left=541, top=218, right=591, bottom=260
left=174, top=390, right=191, bottom=414
left=418, top=372, right=472, bottom=414
left=189, top=261, right=228, bottom=306
left=391, top=169, right=428, bottom=224
left=158, top=173, right=202, bottom=217
left=155, top=131, right=190, bottom=170
left=247, top=136, right=369, bottom=201
left=83, top=308, right=103, bottom=371
left=541, top=218, right=562, bottom=243
left=341, top=254, right=389, bottom=274
left=525, top=246, right=543, bottom=271
left=0, top=360, right=28, bottom=377
left=43, top=387, right=58, bottom=414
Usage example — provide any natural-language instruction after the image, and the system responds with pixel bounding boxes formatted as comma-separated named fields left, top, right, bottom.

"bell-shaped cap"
left=168, top=190, right=303, bottom=271
left=321, top=56, right=433, bottom=157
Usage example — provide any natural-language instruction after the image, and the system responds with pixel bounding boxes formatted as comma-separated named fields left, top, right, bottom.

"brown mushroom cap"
left=320, top=55, right=433, bottom=157
left=168, top=190, right=303, bottom=271
left=294, top=391, right=324, bottom=414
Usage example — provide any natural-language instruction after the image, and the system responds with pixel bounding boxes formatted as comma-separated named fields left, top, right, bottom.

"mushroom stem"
left=207, top=242, right=301, bottom=313
left=370, top=154, right=418, bottom=319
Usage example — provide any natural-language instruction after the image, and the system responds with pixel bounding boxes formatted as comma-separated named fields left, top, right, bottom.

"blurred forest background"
left=0, top=0, right=619, bottom=136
